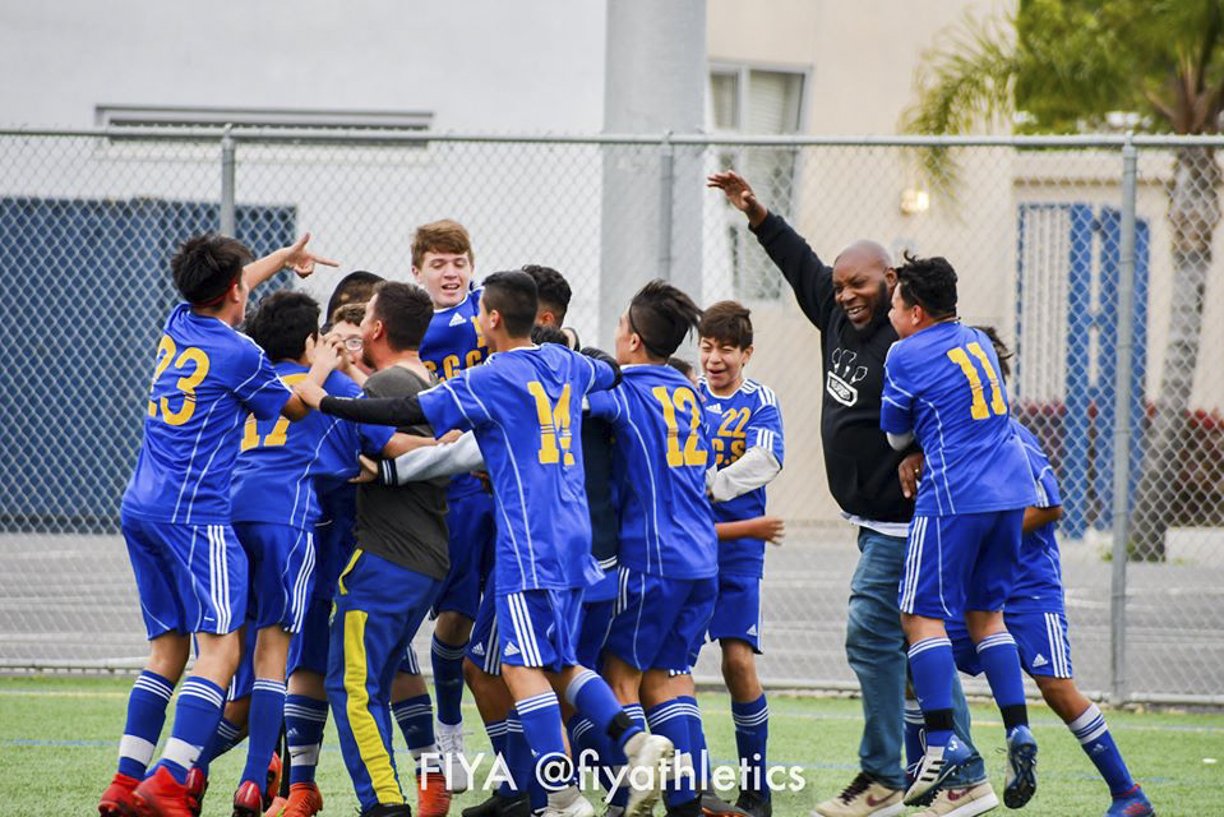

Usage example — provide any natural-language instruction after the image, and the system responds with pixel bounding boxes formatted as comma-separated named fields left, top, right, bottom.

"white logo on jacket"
left=827, top=347, right=869, bottom=406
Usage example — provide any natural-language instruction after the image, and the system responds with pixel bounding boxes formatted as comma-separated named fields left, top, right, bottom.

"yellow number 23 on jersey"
left=147, top=335, right=211, bottom=426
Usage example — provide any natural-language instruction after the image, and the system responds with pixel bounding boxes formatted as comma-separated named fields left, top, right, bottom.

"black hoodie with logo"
left=752, top=212, right=914, bottom=525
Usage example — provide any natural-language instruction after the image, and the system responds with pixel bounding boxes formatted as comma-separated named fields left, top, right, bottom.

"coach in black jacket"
left=710, top=172, right=989, bottom=815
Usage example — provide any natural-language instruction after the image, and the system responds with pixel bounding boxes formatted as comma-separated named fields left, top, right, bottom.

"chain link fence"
left=1, top=128, right=1220, bottom=703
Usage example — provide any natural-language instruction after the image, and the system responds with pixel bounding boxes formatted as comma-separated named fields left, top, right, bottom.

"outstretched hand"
left=284, top=233, right=339, bottom=278
left=708, top=170, right=768, bottom=228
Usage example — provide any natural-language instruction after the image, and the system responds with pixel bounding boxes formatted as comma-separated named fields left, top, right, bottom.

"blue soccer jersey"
left=587, top=365, right=718, bottom=580
left=880, top=321, right=1038, bottom=516
left=698, top=377, right=785, bottom=578
left=417, top=343, right=616, bottom=594
left=420, top=288, right=489, bottom=499
left=1005, top=419, right=1065, bottom=612
left=230, top=364, right=395, bottom=530
left=122, top=303, right=292, bottom=525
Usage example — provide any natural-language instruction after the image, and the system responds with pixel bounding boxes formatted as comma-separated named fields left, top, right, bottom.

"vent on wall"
left=95, top=105, right=434, bottom=132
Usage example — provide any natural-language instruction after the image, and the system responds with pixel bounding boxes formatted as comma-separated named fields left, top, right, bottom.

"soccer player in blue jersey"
left=299, top=271, right=674, bottom=817
left=395, top=219, right=492, bottom=794
left=583, top=280, right=720, bottom=817
left=936, top=337, right=1155, bottom=817
left=696, top=301, right=785, bottom=817
left=99, top=232, right=339, bottom=817
left=222, top=290, right=432, bottom=816
left=880, top=255, right=1041, bottom=809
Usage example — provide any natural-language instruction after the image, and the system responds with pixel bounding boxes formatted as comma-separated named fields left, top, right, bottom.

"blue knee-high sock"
left=159, top=677, right=226, bottom=784
left=285, top=694, right=328, bottom=786
left=732, top=694, right=769, bottom=800
left=196, top=715, right=244, bottom=778
left=498, top=708, right=547, bottom=810
left=241, top=679, right=286, bottom=790
left=117, top=670, right=175, bottom=780
left=485, top=718, right=508, bottom=761
left=1068, top=704, right=1135, bottom=796
left=975, top=633, right=1028, bottom=733
left=515, top=692, right=570, bottom=792
left=904, top=697, right=926, bottom=776
left=392, top=693, right=436, bottom=755
left=431, top=635, right=468, bottom=727
left=565, top=668, right=643, bottom=753
left=907, top=637, right=957, bottom=748
left=646, top=699, right=698, bottom=808
left=676, top=696, right=710, bottom=790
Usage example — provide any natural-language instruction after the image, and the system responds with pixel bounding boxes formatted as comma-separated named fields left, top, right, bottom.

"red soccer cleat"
left=185, top=768, right=208, bottom=817
left=266, top=751, right=284, bottom=800
left=277, top=782, right=325, bottom=817
left=98, top=772, right=140, bottom=816
left=233, top=780, right=266, bottom=817
left=131, top=766, right=194, bottom=817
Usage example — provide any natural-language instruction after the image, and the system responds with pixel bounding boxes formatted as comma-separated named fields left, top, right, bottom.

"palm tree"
left=905, top=0, right=1224, bottom=560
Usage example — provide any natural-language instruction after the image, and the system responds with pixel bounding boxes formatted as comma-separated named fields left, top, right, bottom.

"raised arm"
left=708, top=170, right=835, bottom=329
left=243, top=232, right=339, bottom=291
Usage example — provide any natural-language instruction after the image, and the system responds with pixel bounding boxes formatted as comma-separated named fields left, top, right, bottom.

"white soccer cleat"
left=904, top=736, right=971, bottom=806
left=621, top=732, right=674, bottom=817
left=543, top=784, right=596, bottom=817
left=435, top=720, right=470, bottom=793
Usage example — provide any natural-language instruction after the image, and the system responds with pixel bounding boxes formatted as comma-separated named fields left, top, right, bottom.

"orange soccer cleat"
left=185, top=767, right=208, bottom=817
left=417, top=769, right=453, bottom=817
left=233, top=779, right=266, bottom=817
left=275, top=782, right=325, bottom=817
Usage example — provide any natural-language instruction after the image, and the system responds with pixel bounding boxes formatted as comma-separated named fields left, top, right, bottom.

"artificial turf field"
left=1, top=676, right=1219, bottom=816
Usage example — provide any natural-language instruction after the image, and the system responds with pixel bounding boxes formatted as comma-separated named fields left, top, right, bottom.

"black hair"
left=326, top=270, right=384, bottom=320
left=482, top=270, right=539, bottom=338
left=627, top=280, right=703, bottom=360
left=698, top=300, right=753, bottom=349
left=530, top=324, right=570, bottom=347
left=521, top=264, right=572, bottom=321
left=246, top=290, right=321, bottom=362
left=666, top=357, right=694, bottom=379
left=171, top=233, right=252, bottom=306
left=974, top=325, right=1013, bottom=382
left=894, top=252, right=958, bottom=319
left=370, top=281, right=433, bottom=351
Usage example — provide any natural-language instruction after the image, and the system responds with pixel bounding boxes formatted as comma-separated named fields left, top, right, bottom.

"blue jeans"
left=846, top=527, right=985, bottom=788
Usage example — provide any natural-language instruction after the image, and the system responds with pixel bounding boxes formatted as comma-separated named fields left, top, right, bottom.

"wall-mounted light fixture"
left=900, top=187, right=930, bottom=215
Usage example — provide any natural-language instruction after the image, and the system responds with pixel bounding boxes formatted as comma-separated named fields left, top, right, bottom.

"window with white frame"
left=709, top=65, right=806, bottom=300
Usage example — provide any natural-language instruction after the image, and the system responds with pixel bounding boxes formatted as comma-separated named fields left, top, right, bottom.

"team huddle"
left=97, top=173, right=1153, bottom=817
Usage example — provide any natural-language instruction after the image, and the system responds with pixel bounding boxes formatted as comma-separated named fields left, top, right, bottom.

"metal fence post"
left=1110, top=132, right=1139, bottom=705
left=220, top=124, right=236, bottom=236
left=658, top=129, right=674, bottom=281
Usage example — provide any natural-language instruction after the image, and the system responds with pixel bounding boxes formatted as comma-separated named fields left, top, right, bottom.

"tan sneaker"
left=812, top=772, right=904, bottom=817
left=911, top=780, right=999, bottom=817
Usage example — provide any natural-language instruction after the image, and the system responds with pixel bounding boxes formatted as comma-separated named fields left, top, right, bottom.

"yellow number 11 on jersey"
left=946, top=342, right=1007, bottom=420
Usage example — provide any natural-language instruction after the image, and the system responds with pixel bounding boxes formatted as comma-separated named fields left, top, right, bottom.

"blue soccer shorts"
left=707, top=573, right=763, bottom=653
left=288, top=594, right=332, bottom=677
left=947, top=608, right=1074, bottom=679
left=122, top=512, right=247, bottom=638
left=325, top=548, right=441, bottom=812
left=604, top=567, right=717, bottom=672
left=233, top=522, right=316, bottom=633
left=432, top=490, right=496, bottom=621
left=496, top=588, right=583, bottom=672
left=898, top=509, right=1024, bottom=619
left=312, top=515, right=357, bottom=603
left=466, top=574, right=502, bottom=676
